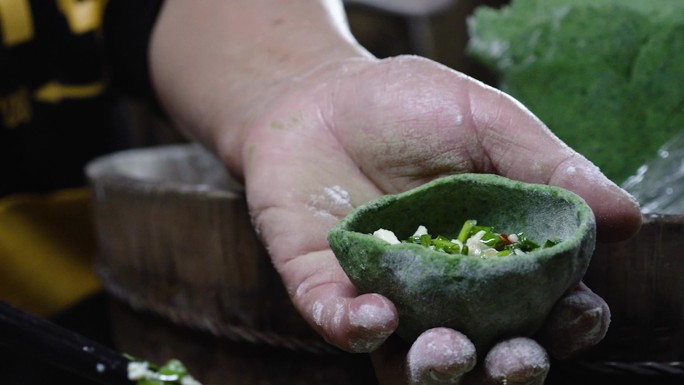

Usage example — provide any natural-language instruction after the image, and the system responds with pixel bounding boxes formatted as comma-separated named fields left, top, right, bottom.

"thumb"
left=466, top=81, right=642, bottom=241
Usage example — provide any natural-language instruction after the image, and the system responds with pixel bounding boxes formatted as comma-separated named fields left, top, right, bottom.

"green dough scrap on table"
left=467, top=0, right=684, bottom=184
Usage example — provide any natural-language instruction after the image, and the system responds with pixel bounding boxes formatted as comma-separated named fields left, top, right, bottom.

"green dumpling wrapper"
left=328, top=173, right=596, bottom=353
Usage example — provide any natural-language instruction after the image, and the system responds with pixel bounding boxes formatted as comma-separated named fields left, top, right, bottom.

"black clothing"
left=0, top=0, right=162, bottom=196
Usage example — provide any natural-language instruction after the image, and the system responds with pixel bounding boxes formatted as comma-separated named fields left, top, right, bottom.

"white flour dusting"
left=311, top=301, right=324, bottom=327
left=484, top=337, right=549, bottom=381
left=347, top=295, right=396, bottom=352
left=407, top=329, right=476, bottom=383
left=348, top=295, right=395, bottom=329
left=307, top=185, right=353, bottom=217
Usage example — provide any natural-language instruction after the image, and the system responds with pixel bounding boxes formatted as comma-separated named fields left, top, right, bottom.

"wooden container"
left=578, top=213, right=684, bottom=377
left=86, top=144, right=377, bottom=384
left=86, top=144, right=684, bottom=382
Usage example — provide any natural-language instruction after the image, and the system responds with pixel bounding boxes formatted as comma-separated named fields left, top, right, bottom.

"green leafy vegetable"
left=467, top=0, right=684, bottom=183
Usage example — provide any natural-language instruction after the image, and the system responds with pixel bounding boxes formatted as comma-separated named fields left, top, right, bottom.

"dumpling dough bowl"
left=328, top=173, right=596, bottom=353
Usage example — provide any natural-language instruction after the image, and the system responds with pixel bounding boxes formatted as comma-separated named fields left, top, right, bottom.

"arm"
left=149, top=0, right=370, bottom=177
left=149, top=1, right=641, bottom=384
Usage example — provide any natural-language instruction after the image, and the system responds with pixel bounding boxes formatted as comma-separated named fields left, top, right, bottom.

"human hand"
left=222, top=55, right=640, bottom=384
left=148, top=3, right=640, bottom=382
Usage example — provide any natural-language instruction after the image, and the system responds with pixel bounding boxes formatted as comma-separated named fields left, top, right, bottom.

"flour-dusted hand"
left=149, top=2, right=641, bottom=384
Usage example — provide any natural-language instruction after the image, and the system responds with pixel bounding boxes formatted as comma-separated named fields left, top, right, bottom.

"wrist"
left=148, top=0, right=372, bottom=179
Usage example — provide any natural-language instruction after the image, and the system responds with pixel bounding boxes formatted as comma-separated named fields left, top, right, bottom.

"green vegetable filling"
left=404, top=219, right=560, bottom=257
left=126, top=355, right=201, bottom=385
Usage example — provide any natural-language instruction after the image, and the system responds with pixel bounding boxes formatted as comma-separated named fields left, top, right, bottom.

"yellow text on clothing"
left=34, top=81, right=107, bottom=104
left=0, top=87, right=31, bottom=128
left=0, top=0, right=34, bottom=46
left=0, top=0, right=107, bottom=47
left=57, top=0, right=107, bottom=35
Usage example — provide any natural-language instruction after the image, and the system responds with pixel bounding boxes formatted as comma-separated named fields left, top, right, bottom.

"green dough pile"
left=329, top=174, right=596, bottom=353
left=467, top=0, right=684, bottom=183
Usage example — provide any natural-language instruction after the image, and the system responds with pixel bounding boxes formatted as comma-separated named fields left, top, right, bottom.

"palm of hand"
left=235, top=56, right=637, bottom=384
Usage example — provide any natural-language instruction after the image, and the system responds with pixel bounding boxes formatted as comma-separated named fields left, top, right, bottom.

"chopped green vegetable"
left=456, top=219, right=477, bottom=243
left=126, top=356, right=202, bottom=385
left=403, top=219, right=559, bottom=258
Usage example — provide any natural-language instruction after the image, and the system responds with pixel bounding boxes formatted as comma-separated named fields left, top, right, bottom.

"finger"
left=245, top=173, right=398, bottom=352
left=536, top=282, right=610, bottom=360
left=464, top=80, right=642, bottom=242
left=406, top=328, right=477, bottom=385
left=239, top=95, right=401, bottom=352
left=283, top=250, right=399, bottom=352
left=329, top=57, right=641, bottom=241
left=370, top=329, right=477, bottom=385
left=544, top=154, right=642, bottom=242
left=480, top=337, right=550, bottom=385
left=369, top=334, right=411, bottom=385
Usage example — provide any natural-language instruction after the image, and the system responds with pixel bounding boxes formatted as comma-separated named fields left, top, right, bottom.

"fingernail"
left=485, top=338, right=549, bottom=385
left=570, top=305, right=608, bottom=339
left=348, top=294, right=397, bottom=352
left=546, top=291, right=610, bottom=359
left=407, top=328, right=476, bottom=385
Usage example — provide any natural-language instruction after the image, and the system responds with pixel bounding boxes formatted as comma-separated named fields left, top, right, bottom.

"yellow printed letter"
left=0, top=0, right=34, bottom=46
left=57, top=0, right=106, bottom=35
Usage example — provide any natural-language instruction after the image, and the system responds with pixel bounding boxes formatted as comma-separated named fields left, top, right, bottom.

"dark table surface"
left=1, top=292, right=681, bottom=385
left=0, top=293, right=115, bottom=385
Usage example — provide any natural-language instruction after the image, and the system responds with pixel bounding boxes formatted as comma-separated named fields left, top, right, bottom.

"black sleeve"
left=102, top=0, right=164, bottom=101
